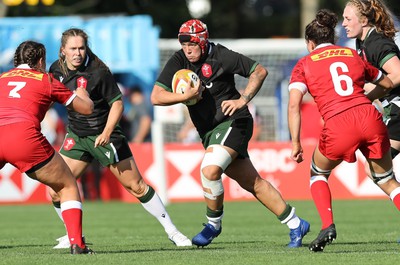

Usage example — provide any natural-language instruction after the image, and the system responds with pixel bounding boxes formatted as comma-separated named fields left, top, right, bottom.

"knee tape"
left=201, top=145, right=232, bottom=171
left=200, top=145, right=232, bottom=200
left=372, top=168, right=394, bottom=185
left=201, top=177, right=224, bottom=200
left=311, top=160, right=331, bottom=177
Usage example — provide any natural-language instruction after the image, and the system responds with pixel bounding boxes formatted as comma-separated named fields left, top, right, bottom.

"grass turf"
left=0, top=200, right=399, bottom=265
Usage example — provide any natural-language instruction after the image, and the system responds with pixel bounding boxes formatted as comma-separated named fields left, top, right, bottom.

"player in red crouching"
left=288, top=9, right=400, bottom=252
left=0, top=41, right=94, bottom=254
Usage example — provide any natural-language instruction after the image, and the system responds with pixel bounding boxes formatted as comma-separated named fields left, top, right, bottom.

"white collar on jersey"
left=16, top=64, right=31, bottom=69
left=315, top=43, right=334, bottom=49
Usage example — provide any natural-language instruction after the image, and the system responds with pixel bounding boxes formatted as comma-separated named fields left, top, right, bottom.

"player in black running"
left=151, top=19, right=310, bottom=248
left=48, top=28, right=192, bottom=249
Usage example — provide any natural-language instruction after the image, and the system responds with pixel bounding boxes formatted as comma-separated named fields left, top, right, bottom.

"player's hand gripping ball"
left=171, top=69, right=200, bottom=106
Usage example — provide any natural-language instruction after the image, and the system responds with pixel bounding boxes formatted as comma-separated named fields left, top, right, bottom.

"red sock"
left=61, top=201, right=84, bottom=248
left=310, top=176, right=333, bottom=229
left=390, top=187, right=400, bottom=211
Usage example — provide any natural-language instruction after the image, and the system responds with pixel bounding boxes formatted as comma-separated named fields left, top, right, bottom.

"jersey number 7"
left=8, top=81, right=26, bottom=98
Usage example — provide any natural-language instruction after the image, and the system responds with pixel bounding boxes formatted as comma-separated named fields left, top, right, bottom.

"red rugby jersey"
left=289, top=44, right=381, bottom=120
left=0, top=64, right=76, bottom=127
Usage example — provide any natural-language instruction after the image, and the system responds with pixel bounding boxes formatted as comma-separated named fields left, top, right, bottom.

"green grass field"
left=0, top=200, right=399, bottom=265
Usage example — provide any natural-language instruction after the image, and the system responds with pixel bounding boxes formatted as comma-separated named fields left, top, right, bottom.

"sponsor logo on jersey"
left=1, top=69, right=43, bottom=80
left=63, top=138, right=76, bottom=151
left=105, top=151, right=111, bottom=159
left=216, top=133, right=221, bottom=139
left=201, top=63, right=212, bottom=78
left=311, top=48, right=353, bottom=61
left=77, top=76, right=87, bottom=89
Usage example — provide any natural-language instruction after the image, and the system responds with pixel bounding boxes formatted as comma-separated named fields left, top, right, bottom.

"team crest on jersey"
left=63, top=138, right=76, bottom=151
left=77, top=76, right=87, bottom=89
left=201, top=63, right=212, bottom=78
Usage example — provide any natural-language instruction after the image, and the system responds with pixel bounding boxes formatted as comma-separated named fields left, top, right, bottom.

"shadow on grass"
left=306, top=240, right=400, bottom=254
left=95, top=246, right=225, bottom=254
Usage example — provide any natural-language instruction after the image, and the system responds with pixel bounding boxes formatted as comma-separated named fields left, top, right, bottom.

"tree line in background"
left=2, top=0, right=400, bottom=38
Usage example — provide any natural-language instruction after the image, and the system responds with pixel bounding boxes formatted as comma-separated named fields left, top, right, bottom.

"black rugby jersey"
left=356, top=28, right=400, bottom=102
left=156, top=43, right=257, bottom=137
left=49, top=55, right=122, bottom=137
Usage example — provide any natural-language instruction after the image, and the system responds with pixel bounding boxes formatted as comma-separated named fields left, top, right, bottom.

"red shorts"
left=0, top=121, right=55, bottom=172
left=319, top=104, right=390, bottom=163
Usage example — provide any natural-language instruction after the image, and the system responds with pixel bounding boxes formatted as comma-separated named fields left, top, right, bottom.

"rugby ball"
left=171, top=69, right=200, bottom=106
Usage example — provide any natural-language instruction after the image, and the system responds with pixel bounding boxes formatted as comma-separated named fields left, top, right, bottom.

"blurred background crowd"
left=1, top=0, right=400, bottom=200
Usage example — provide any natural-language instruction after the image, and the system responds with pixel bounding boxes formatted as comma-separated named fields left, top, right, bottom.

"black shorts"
left=383, top=102, right=400, bottom=141
left=201, top=118, right=253, bottom=158
left=60, top=128, right=132, bottom=166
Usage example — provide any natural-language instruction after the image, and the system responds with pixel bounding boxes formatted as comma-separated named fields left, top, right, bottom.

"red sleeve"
left=48, top=74, right=75, bottom=105
left=363, top=59, right=381, bottom=83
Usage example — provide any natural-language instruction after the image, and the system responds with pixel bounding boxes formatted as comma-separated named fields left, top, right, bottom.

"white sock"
left=281, top=207, right=300, bottom=229
left=286, top=215, right=301, bottom=229
left=207, top=215, right=223, bottom=230
left=53, top=204, right=68, bottom=236
left=141, top=192, right=177, bottom=235
left=54, top=205, right=64, bottom=222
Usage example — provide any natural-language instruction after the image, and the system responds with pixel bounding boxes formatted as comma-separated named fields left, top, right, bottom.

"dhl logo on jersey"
left=0, top=69, right=43, bottom=80
left=311, top=48, right=353, bottom=61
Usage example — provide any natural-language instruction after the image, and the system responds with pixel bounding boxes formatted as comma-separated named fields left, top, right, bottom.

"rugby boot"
left=192, top=223, right=222, bottom=247
left=288, top=218, right=310, bottom=248
left=308, top=223, right=337, bottom=252
left=70, top=244, right=95, bottom=254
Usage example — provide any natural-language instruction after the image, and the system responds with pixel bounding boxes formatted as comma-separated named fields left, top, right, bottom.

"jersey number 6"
left=330, top=62, right=353, bottom=96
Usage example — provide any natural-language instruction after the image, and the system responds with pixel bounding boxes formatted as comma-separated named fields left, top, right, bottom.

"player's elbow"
left=73, top=100, right=94, bottom=115
left=79, top=103, right=94, bottom=115
left=150, top=89, right=163, bottom=106
left=83, top=102, right=94, bottom=115
left=288, top=101, right=301, bottom=114
left=150, top=92, right=158, bottom=105
left=254, top=64, right=268, bottom=81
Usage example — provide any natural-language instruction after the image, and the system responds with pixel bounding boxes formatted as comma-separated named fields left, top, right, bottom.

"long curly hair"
left=345, top=0, right=398, bottom=39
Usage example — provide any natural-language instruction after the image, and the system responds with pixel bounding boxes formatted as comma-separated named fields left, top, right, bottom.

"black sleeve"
left=217, top=44, right=258, bottom=77
left=365, top=36, right=400, bottom=69
left=99, top=69, right=122, bottom=104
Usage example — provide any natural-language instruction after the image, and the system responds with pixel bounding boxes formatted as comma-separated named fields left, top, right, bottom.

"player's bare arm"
left=288, top=88, right=304, bottom=163
left=71, top=86, right=94, bottom=114
left=151, top=82, right=201, bottom=106
left=382, top=56, right=400, bottom=88
left=241, top=64, right=268, bottom=103
left=94, top=99, right=123, bottom=148
left=221, top=64, right=267, bottom=116
left=365, top=74, right=394, bottom=101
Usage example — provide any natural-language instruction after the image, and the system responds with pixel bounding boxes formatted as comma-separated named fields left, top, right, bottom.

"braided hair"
left=346, top=0, right=398, bottom=39
left=13, top=41, right=46, bottom=73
